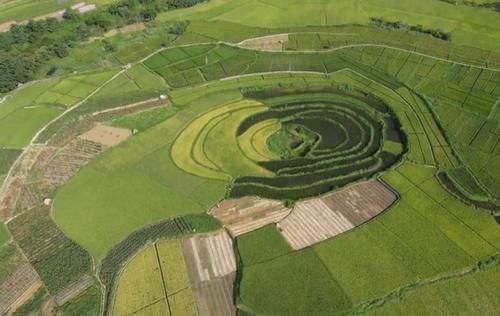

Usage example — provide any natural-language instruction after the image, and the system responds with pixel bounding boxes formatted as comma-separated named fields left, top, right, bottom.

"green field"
left=0, top=69, right=118, bottom=148
left=2, top=1, right=500, bottom=315
left=0, top=0, right=115, bottom=24
left=158, top=0, right=500, bottom=53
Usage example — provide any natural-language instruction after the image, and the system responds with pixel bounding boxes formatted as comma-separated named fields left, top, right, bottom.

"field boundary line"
left=397, top=170, right=500, bottom=252
left=90, top=97, right=164, bottom=116
left=350, top=253, right=500, bottom=314
left=153, top=242, right=172, bottom=316
left=229, top=39, right=500, bottom=73
left=0, top=68, right=125, bottom=197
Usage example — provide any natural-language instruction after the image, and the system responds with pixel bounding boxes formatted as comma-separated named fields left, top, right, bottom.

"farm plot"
left=0, top=148, right=22, bottom=176
left=112, top=239, right=197, bottom=316
left=98, top=216, right=206, bottom=313
left=79, top=125, right=132, bottom=147
left=182, top=231, right=237, bottom=316
left=0, top=70, right=118, bottom=148
left=0, top=263, right=41, bottom=315
left=211, top=196, right=291, bottom=237
left=364, top=264, right=500, bottom=316
left=7, top=207, right=94, bottom=295
left=239, top=33, right=289, bottom=51
left=39, top=138, right=105, bottom=193
left=277, top=180, right=397, bottom=250
left=172, top=89, right=406, bottom=201
left=0, top=145, right=45, bottom=219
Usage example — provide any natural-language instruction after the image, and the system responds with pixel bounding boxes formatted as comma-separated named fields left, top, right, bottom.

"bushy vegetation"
left=7, top=207, right=93, bottom=293
left=369, top=17, right=451, bottom=41
left=0, top=0, right=203, bottom=92
left=62, top=285, right=101, bottom=316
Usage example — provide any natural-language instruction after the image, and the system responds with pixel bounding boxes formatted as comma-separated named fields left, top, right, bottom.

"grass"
left=170, top=99, right=270, bottom=181
left=239, top=248, right=352, bottom=315
left=364, top=265, right=500, bottom=315
left=62, top=285, right=101, bottom=316
left=0, top=148, right=21, bottom=175
left=236, top=225, right=291, bottom=266
left=237, top=119, right=280, bottom=162
left=0, top=222, right=9, bottom=246
left=0, top=69, right=118, bottom=148
left=110, top=106, right=179, bottom=132
left=158, top=0, right=500, bottom=53
left=311, top=163, right=500, bottom=306
left=53, top=97, right=229, bottom=260
left=0, top=0, right=115, bottom=24
left=0, top=243, right=24, bottom=282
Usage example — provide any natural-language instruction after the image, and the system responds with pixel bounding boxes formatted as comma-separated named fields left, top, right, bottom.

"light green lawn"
left=53, top=96, right=230, bottom=260
left=159, top=0, right=500, bottom=53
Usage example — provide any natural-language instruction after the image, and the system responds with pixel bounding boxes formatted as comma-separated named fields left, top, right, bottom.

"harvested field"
left=0, top=145, right=45, bottom=219
left=0, top=263, right=41, bottom=315
left=79, top=125, right=132, bottom=147
left=211, top=196, right=291, bottom=236
left=105, top=23, right=146, bottom=37
left=278, top=180, right=397, bottom=250
left=40, top=138, right=105, bottom=191
left=239, top=34, right=289, bottom=51
left=182, top=232, right=236, bottom=316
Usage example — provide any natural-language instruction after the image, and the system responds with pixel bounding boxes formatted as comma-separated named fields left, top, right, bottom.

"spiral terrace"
left=172, top=89, right=406, bottom=200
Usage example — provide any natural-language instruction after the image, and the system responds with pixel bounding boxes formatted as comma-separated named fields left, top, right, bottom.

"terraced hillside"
left=0, top=1, right=499, bottom=315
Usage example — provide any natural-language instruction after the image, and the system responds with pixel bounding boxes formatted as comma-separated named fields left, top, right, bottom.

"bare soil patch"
left=211, top=196, right=291, bottom=237
left=0, top=21, right=15, bottom=33
left=79, top=124, right=132, bottom=147
left=182, top=232, right=236, bottom=316
left=239, top=34, right=289, bottom=51
left=0, top=263, right=41, bottom=315
left=104, top=23, right=145, bottom=38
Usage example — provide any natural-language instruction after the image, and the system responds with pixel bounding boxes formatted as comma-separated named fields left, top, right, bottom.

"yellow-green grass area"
left=52, top=68, right=489, bottom=260
left=365, top=265, right=500, bottom=315
left=238, top=163, right=500, bottom=315
left=237, top=119, right=280, bottom=162
left=313, top=163, right=500, bottom=306
left=0, top=0, right=115, bottom=24
left=170, top=69, right=455, bottom=170
left=52, top=90, right=240, bottom=260
left=171, top=99, right=273, bottom=180
left=112, top=239, right=197, bottom=316
left=0, top=69, right=118, bottom=148
left=159, top=0, right=500, bottom=54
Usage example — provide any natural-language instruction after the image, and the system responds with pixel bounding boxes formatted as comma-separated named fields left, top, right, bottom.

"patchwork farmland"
left=278, top=180, right=397, bottom=250
left=1, top=0, right=500, bottom=315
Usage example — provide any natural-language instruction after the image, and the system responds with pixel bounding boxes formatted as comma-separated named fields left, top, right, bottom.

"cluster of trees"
left=369, top=17, right=451, bottom=41
left=439, top=0, right=500, bottom=12
left=0, top=0, right=203, bottom=93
